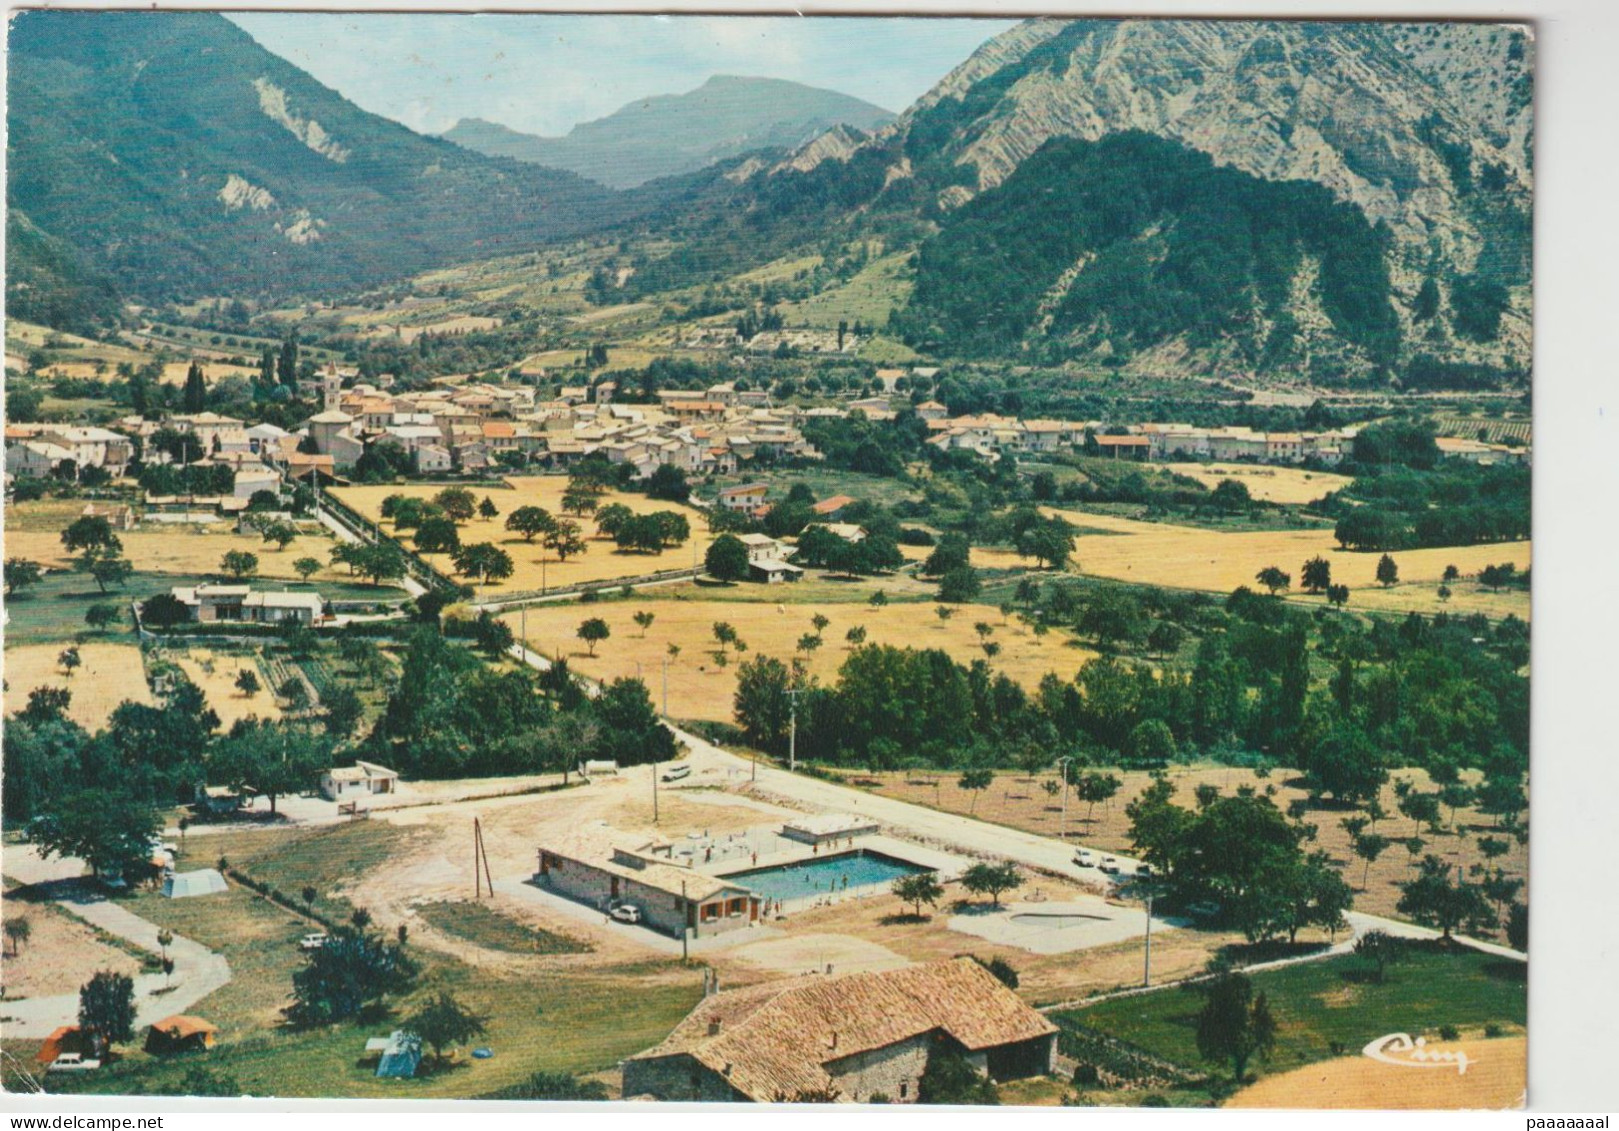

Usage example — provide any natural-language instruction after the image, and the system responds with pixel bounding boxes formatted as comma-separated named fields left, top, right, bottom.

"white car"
left=299, top=932, right=329, bottom=950
left=609, top=904, right=643, bottom=924
left=661, top=765, right=692, bottom=782
left=1073, top=849, right=1095, bottom=867
left=48, top=1053, right=101, bottom=1073
left=1098, top=856, right=1122, bottom=874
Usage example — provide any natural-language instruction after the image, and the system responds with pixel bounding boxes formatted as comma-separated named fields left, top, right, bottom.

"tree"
left=938, top=566, right=982, bottom=603
left=59, top=646, right=82, bottom=677
left=61, top=515, right=120, bottom=555
left=543, top=520, right=587, bottom=562
left=1397, top=857, right=1495, bottom=939
left=577, top=618, right=610, bottom=657
left=406, top=991, right=488, bottom=1064
left=1351, top=833, right=1391, bottom=890
left=354, top=542, right=407, bottom=587
left=285, top=922, right=419, bottom=1027
left=869, top=589, right=889, bottom=607
left=1146, top=621, right=1185, bottom=657
left=960, top=860, right=1021, bottom=906
left=1126, top=719, right=1176, bottom=765
left=1376, top=554, right=1400, bottom=588
left=796, top=632, right=823, bottom=655
left=85, top=603, right=123, bottom=632
left=260, top=520, right=298, bottom=551
left=1506, top=901, right=1528, bottom=952
left=220, top=550, right=260, bottom=580
left=711, top=621, right=739, bottom=655
left=79, top=970, right=136, bottom=1055
left=285, top=556, right=321, bottom=583
left=1300, top=556, right=1332, bottom=594
left=434, top=487, right=478, bottom=523
left=27, top=788, right=159, bottom=879
left=234, top=668, right=261, bottom=698
left=505, top=505, right=555, bottom=543
left=77, top=547, right=134, bottom=593
left=1077, top=772, right=1122, bottom=824
left=1398, top=789, right=1443, bottom=836
left=1210, top=478, right=1252, bottom=513
left=892, top=872, right=943, bottom=918
left=1255, top=566, right=1291, bottom=596
left=4, top=558, right=44, bottom=596
left=1017, top=518, right=1076, bottom=570
left=478, top=496, right=500, bottom=520
left=1437, top=583, right=1452, bottom=602
left=280, top=678, right=311, bottom=713
left=733, top=655, right=793, bottom=751
left=1442, top=563, right=1461, bottom=583
left=917, top=1036, right=999, bottom=1105
left=323, top=686, right=364, bottom=739
left=1326, top=583, right=1350, bottom=607
left=958, top=768, right=994, bottom=814
left=1193, top=970, right=1276, bottom=1083
left=705, top=534, right=750, bottom=582
left=453, top=543, right=515, bottom=584
left=561, top=481, right=602, bottom=517
left=646, top=463, right=690, bottom=503
left=414, top=517, right=461, bottom=555
left=632, top=610, right=656, bottom=637
left=1354, top=929, right=1406, bottom=983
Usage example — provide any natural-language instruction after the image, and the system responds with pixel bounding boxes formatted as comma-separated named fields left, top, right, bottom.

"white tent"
left=164, top=869, right=228, bottom=899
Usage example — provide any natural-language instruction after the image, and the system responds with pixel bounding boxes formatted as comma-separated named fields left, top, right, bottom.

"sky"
left=228, top=14, right=1017, bottom=139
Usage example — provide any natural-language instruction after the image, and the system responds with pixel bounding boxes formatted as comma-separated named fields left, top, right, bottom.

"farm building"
left=809, top=494, right=858, bottom=518
left=164, top=869, right=228, bottom=899
left=319, top=761, right=399, bottom=801
left=1094, top=434, right=1151, bottom=459
left=145, top=1015, right=218, bottom=1055
left=168, top=584, right=326, bottom=625
left=622, top=958, right=1058, bottom=1103
left=747, top=558, right=803, bottom=585
left=535, top=826, right=761, bottom=939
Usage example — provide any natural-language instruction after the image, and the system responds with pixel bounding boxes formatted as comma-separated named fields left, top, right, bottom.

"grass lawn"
left=415, top=900, right=591, bottom=956
left=1056, top=942, right=1526, bottom=1086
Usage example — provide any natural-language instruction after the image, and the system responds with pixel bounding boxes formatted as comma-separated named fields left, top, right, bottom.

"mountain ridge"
left=440, top=74, right=894, bottom=189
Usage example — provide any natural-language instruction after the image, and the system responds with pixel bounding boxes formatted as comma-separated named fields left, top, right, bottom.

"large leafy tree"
left=28, top=787, right=159, bottom=879
left=209, top=720, right=331, bottom=815
left=285, top=922, right=419, bottom=1027
left=1192, top=970, right=1277, bottom=1082
left=406, top=991, right=488, bottom=1064
left=705, top=534, right=750, bottom=582
left=733, top=654, right=793, bottom=752
left=79, top=970, right=137, bottom=1055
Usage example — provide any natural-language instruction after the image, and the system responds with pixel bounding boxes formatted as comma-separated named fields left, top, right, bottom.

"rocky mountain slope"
left=442, top=75, right=894, bottom=189
left=762, top=18, right=1534, bottom=381
left=5, top=10, right=648, bottom=308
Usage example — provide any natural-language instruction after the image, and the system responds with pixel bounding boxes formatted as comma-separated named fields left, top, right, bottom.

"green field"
left=416, top=900, right=591, bottom=956
left=783, top=252, right=914, bottom=329
left=1057, top=943, right=1526, bottom=1089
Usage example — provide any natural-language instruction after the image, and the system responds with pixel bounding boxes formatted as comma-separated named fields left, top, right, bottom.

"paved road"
left=1, top=850, right=233, bottom=1041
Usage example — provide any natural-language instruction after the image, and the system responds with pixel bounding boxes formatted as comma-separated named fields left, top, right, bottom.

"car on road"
left=48, top=1054, right=101, bottom=1073
left=1098, top=856, right=1121, bottom=874
left=299, top=932, right=329, bottom=950
left=609, top=904, right=643, bottom=924
left=1073, top=849, right=1095, bottom=867
left=661, top=764, right=692, bottom=782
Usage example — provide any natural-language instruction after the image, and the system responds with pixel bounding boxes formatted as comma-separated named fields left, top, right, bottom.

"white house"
left=319, top=761, right=399, bottom=801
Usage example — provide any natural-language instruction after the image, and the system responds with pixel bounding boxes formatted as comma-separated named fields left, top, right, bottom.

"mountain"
left=5, top=10, right=645, bottom=309
left=441, top=75, right=895, bottom=189
left=638, top=19, right=1532, bottom=383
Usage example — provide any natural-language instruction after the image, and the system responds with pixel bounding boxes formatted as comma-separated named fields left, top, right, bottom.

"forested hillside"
left=5, top=10, right=645, bottom=306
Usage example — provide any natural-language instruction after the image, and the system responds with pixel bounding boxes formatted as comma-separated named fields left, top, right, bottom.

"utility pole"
left=1056, top=755, right=1074, bottom=840
left=652, top=756, right=659, bottom=825
left=662, top=656, right=669, bottom=717
left=680, top=880, right=689, bottom=961
left=786, top=688, right=803, bottom=772
left=1143, top=886, right=1155, bottom=987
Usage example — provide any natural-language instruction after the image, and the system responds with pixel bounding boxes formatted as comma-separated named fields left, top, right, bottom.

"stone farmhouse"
left=622, top=957, right=1058, bottom=1103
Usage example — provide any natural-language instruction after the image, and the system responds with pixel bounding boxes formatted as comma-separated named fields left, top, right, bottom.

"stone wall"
left=825, top=1033, right=932, bottom=1103
left=622, top=1053, right=744, bottom=1102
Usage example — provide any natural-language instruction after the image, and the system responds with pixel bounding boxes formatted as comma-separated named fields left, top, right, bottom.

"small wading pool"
left=1009, top=912, right=1111, bottom=928
left=724, top=850, right=930, bottom=903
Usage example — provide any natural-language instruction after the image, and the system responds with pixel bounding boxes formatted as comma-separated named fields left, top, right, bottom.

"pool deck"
left=689, top=831, right=967, bottom=911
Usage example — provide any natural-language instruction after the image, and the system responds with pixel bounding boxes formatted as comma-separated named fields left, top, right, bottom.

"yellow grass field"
left=1162, top=462, right=1354, bottom=503
left=3, top=642, right=153, bottom=730
left=332, top=477, right=713, bottom=594
left=1042, top=507, right=1530, bottom=619
left=504, top=598, right=1097, bottom=723
left=1, top=524, right=352, bottom=585
left=173, top=648, right=283, bottom=728
left=1231, top=1035, right=1525, bottom=1109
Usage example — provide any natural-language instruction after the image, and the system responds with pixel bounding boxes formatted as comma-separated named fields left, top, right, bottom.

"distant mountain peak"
left=442, top=74, right=895, bottom=189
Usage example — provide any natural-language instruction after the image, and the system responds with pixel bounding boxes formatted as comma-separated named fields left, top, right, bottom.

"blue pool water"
left=726, top=850, right=930, bottom=903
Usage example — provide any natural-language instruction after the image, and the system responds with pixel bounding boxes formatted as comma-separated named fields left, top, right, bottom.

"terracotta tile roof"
left=628, top=958, right=1055, bottom=1101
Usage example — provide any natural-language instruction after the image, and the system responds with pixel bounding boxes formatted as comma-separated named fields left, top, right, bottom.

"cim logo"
left=1362, top=1032, right=1473, bottom=1076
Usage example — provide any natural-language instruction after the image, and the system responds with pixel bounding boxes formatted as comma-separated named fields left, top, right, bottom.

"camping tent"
left=375, top=1031, right=422, bottom=1079
left=35, top=1026, right=87, bottom=1066
left=145, top=1016, right=218, bottom=1055
left=164, top=869, right=228, bottom=898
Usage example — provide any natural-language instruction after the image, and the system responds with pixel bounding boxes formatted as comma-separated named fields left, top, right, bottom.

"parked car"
left=299, top=932, right=329, bottom=950
left=609, top=904, right=643, bottom=924
left=661, top=765, right=692, bottom=782
left=48, top=1053, right=101, bottom=1073
left=1073, top=849, right=1095, bottom=867
left=1099, top=856, right=1121, bottom=874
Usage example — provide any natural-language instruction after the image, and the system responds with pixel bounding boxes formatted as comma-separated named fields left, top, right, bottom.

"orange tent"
left=145, top=1015, right=219, bottom=1055
left=36, top=1026, right=86, bottom=1065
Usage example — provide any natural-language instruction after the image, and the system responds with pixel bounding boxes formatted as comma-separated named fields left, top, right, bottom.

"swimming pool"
left=724, top=850, right=930, bottom=903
